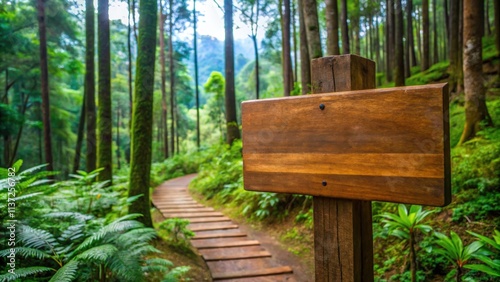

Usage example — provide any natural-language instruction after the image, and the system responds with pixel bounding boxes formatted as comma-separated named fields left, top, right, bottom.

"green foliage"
left=162, top=266, right=191, bottom=282
left=465, top=230, right=500, bottom=277
left=0, top=162, right=185, bottom=281
left=295, top=207, right=313, bottom=229
left=378, top=205, right=434, bottom=281
left=432, top=231, right=484, bottom=281
left=405, top=61, right=450, bottom=86
left=379, top=205, right=434, bottom=240
left=0, top=103, right=23, bottom=136
left=159, top=218, right=194, bottom=246
left=150, top=149, right=210, bottom=187
left=0, top=214, right=171, bottom=281
left=190, top=140, right=243, bottom=200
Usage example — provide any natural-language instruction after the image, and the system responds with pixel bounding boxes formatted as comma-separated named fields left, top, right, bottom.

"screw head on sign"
left=322, top=181, right=327, bottom=186
left=319, top=104, right=325, bottom=110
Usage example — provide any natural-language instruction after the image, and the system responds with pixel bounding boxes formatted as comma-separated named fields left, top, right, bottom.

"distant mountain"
left=187, top=35, right=253, bottom=87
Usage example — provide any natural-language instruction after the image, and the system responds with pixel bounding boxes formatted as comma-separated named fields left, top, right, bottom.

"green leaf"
left=49, top=260, right=79, bottom=282
left=0, top=266, right=54, bottom=282
left=0, top=247, right=49, bottom=260
left=464, top=264, right=500, bottom=277
left=76, top=244, right=118, bottom=263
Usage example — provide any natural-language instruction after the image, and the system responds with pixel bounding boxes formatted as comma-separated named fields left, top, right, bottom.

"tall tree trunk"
left=394, top=0, right=405, bottom=86
left=175, top=107, right=179, bottom=153
left=292, top=0, right=298, bottom=80
left=375, top=16, right=381, bottom=73
left=37, top=0, right=54, bottom=172
left=444, top=0, right=449, bottom=42
left=97, top=0, right=112, bottom=183
left=128, top=0, right=157, bottom=227
left=449, top=0, right=459, bottom=92
left=169, top=0, right=175, bottom=154
left=416, top=8, right=422, bottom=62
left=73, top=94, right=86, bottom=173
left=459, top=0, right=492, bottom=144
left=457, top=0, right=464, bottom=93
left=325, top=0, right=339, bottom=55
left=193, top=0, right=201, bottom=146
left=386, top=0, right=394, bottom=82
left=283, top=0, right=293, bottom=96
left=352, top=0, right=360, bottom=55
left=85, top=0, right=96, bottom=172
left=252, top=35, right=260, bottom=99
left=433, top=0, right=439, bottom=64
left=340, top=0, right=350, bottom=54
left=116, top=107, right=121, bottom=170
left=422, top=0, right=430, bottom=71
left=494, top=0, right=500, bottom=73
left=485, top=0, right=491, bottom=36
left=159, top=2, right=168, bottom=159
left=127, top=0, right=133, bottom=125
left=298, top=0, right=310, bottom=94
left=407, top=0, right=417, bottom=68
left=224, top=0, right=240, bottom=145
left=303, top=0, right=322, bottom=59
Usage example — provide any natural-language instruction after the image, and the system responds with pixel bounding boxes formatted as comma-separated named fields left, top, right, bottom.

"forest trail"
left=152, top=174, right=298, bottom=281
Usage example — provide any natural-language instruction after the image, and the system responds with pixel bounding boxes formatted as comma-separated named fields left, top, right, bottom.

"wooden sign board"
left=242, top=83, right=450, bottom=207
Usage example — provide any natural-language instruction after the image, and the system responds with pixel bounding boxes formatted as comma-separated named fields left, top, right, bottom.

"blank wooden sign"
left=242, top=83, right=451, bottom=206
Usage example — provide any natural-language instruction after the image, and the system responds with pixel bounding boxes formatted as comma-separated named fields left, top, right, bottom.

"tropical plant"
left=0, top=160, right=57, bottom=227
left=0, top=214, right=172, bottom=281
left=465, top=229, right=500, bottom=277
left=432, top=231, right=484, bottom=281
left=378, top=204, right=434, bottom=282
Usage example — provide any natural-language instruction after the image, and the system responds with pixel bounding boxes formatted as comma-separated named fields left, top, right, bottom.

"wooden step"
left=164, top=212, right=224, bottom=218
left=155, top=199, right=196, bottom=202
left=188, top=217, right=232, bottom=223
left=192, top=232, right=247, bottom=240
left=162, top=208, right=214, bottom=213
left=194, top=240, right=260, bottom=249
left=190, top=224, right=238, bottom=232
left=156, top=201, right=198, bottom=205
left=211, top=266, right=293, bottom=280
left=203, top=251, right=271, bottom=261
left=154, top=204, right=205, bottom=209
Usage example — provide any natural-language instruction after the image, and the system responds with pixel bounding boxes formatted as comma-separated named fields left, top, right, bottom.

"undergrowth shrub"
left=0, top=161, right=187, bottom=281
left=159, top=218, right=194, bottom=247
left=150, top=147, right=212, bottom=187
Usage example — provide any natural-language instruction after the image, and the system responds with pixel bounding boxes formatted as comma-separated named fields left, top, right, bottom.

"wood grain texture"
left=193, top=240, right=260, bottom=249
left=242, top=82, right=450, bottom=206
left=190, top=224, right=239, bottom=232
left=192, top=232, right=247, bottom=240
left=308, top=55, right=375, bottom=282
left=211, top=266, right=293, bottom=280
left=203, top=251, right=272, bottom=261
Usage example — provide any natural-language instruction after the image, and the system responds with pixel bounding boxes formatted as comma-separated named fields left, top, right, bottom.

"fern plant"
left=0, top=214, right=173, bottom=282
left=378, top=204, right=434, bottom=282
left=432, top=231, right=484, bottom=281
left=465, top=229, right=500, bottom=277
left=0, top=160, right=57, bottom=225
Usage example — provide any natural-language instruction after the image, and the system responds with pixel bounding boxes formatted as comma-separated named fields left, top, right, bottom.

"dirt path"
left=153, top=174, right=312, bottom=281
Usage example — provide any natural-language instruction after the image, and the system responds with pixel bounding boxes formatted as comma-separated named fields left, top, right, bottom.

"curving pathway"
left=152, top=174, right=296, bottom=281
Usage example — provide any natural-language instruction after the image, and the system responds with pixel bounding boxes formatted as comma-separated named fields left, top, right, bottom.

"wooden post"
left=311, top=55, right=375, bottom=281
